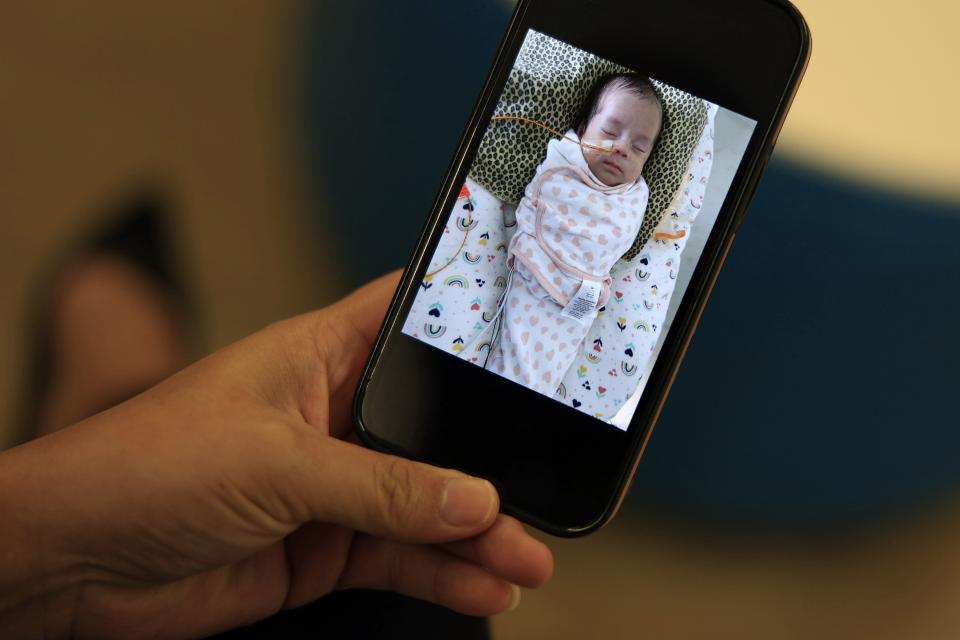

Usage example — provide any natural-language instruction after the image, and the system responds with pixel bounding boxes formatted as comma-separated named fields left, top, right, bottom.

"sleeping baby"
left=486, top=73, right=664, bottom=398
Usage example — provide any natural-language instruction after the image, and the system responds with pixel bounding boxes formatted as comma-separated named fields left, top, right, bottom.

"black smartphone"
left=354, top=0, right=810, bottom=536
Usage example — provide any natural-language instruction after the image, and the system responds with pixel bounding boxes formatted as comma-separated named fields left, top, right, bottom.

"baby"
left=487, top=73, right=663, bottom=398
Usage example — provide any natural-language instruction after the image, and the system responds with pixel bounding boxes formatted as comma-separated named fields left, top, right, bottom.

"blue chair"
left=634, top=159, right=960, bottom=527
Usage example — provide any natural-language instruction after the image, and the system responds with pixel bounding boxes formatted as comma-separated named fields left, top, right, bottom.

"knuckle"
left=372, top=457, right=422, bottom=532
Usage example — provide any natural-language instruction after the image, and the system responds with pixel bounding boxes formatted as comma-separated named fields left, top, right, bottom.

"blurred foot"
left=36, top=255, right=188, bottom=436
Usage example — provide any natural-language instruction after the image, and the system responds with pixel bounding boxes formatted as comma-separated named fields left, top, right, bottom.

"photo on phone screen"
left=401, top=29, right=756, bottom=431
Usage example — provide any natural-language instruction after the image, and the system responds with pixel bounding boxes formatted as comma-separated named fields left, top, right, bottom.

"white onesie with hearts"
left=486, top=131, right=649, bottom=397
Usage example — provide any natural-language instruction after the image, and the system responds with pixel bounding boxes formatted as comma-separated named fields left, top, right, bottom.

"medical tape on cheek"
left=581, top=139, right=618, bottom=154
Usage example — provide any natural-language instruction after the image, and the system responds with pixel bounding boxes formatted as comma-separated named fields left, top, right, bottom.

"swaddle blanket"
left=508, top=131, right=649, bottom=310
left=484, top=132, right=649, bottom=396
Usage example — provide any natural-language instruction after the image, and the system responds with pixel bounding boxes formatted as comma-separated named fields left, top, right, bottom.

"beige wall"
left=0, top=2, right=339, bottom=447
left=780, top=0, right=959, bottom=201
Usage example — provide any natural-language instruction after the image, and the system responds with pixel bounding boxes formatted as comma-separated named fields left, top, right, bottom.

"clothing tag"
left=560, top=279, right=603, bottom=325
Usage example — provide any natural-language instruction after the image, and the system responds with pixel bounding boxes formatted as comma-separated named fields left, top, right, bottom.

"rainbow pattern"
left=633, top=320, right=650, bottom=332
left=462, top=251, right=482, bottom=264
left=423, top=323, right=446, bottom=338
left=494, top=275, right=507, bottom=288
left=444, top=275, right=469, bottom=288
left=621, top=362, right=638, bottom=377
left=456, top=215, right=478, bottom=231
left=475, top=340, right=491, bottom=355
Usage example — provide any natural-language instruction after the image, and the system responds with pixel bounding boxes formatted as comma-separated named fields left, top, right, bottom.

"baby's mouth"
left=601, top=159, right=622, bottom=174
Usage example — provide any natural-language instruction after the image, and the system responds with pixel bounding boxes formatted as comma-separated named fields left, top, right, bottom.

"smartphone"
left=354, top=0, right=810, bottom=536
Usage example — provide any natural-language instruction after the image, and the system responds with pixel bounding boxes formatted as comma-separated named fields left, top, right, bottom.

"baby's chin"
left=589, top=161, right=630, bottom=187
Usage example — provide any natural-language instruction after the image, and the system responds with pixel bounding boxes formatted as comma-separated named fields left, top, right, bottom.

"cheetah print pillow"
left=469, top=29, right=707, bottom=260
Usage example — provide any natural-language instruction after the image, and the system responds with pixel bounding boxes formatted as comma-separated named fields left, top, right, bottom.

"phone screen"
left=399, top=29, right=757, bottom=431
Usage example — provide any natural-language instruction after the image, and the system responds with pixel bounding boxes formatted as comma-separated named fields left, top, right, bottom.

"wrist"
left=0, top=437, right=89, bottom=639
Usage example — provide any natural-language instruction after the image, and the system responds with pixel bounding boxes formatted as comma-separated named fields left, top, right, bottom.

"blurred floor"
left=494, top=500, right=960, bottom=640
left=0, top=2, right=336, bottom=448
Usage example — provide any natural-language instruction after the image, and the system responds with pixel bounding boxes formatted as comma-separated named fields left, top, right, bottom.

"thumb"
left=294, top=436, right=499, bottom=543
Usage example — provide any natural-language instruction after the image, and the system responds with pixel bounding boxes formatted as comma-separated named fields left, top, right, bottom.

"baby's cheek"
left=584, top=156, right=601, bottom=176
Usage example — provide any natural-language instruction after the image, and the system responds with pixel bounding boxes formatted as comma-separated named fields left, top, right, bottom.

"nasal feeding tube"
left=489, top=115, right=619, bottom=154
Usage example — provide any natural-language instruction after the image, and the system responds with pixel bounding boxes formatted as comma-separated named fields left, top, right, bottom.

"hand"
left=0, top=273, right=553, bottom=639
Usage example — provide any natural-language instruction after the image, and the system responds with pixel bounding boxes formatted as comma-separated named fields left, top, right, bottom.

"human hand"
left=0, top=273, right=553, bottom=639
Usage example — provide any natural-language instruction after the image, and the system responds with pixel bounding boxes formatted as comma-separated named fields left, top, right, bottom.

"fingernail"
left=441, top=477, right=495, bottom=526
left=507, top=584, right=522, bottom=612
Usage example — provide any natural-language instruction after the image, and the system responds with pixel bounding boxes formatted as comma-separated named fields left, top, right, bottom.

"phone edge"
left=353, top=0, right=533, bottom=461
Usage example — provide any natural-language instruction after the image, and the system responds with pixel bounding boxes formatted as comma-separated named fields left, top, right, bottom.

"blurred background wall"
left=0, top=2, right=333, bottom=448
left=1, top=0, right=959, bottom=638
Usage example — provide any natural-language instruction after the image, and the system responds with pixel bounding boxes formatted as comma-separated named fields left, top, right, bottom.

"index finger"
left=315, top=270, right=401, bottom=436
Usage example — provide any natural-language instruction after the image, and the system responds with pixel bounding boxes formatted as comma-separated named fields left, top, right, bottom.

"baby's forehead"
left=590, top=86, right=661, bottom=128
left=597, top=86, right=657, bottom=111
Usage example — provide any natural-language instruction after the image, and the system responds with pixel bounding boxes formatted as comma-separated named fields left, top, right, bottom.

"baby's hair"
left=573, top=73, right=664, bottom=148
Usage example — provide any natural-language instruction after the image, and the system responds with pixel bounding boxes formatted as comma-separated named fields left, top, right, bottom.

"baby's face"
left=580, top=88, right=661, bottom=187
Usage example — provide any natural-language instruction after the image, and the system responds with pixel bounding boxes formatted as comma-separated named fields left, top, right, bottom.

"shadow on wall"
left=301, top=1, right=512, bottom=293
left=300, top=1, right=960, bottom=528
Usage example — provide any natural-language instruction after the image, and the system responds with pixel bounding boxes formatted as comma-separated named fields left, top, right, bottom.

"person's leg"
left=36, top=255, right=188, bottom=436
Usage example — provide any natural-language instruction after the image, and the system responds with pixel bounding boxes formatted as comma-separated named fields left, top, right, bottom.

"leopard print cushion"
left=468, top=29, right=707, bottom=259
